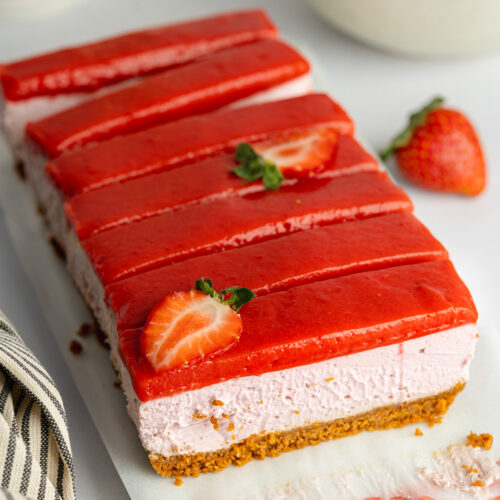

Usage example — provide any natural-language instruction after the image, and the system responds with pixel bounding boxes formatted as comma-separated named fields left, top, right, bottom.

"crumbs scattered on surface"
left=77, top=323, right=92, bottom=337
left=174, top=477, right=183, bottom=487
left=221, top=413, right=229, bottom=419
left=415, top=427, right=423, bottom=436
left=227, top=422, right=235, bottom=432
left=211, top=399, right=224, bottom=406
left=466, top=431, right=493, bottom=450
left=192, top=412, right=207, bottom=421
left=294, top=410, right=300, bottom=415
left=210, top=416, right=219, bottom=431
left=69, top=340, right=83, bottom=355
left=471, top=479, right=484, bottom=487
left=325, top=377, right=334, bottom=382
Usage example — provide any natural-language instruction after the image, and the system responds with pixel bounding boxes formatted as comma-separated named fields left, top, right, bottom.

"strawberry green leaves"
left=379, top=96, right=444, bottom=160
left=195, top=278, right=256, bottom=312
left=231, top=143, right=284, bottom=190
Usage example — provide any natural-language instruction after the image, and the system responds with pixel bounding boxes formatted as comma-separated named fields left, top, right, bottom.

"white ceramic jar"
left=308, top=0, right=500, bottom=57
left=0, top=0, right=81, bottom=22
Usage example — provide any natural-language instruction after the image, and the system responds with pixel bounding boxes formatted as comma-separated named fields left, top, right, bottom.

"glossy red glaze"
left=82, top=171, right=412, bottom=285
left=26, top=39, right=310, bottom=157
left=46, top=93, right=354, bottom=196
left=66, top=135, right=378, bottom=240
left=0, top=10, right=277, bottom=100
left=119, top=260, right=478, bottom=400
left=106, top=213, right=448, bottom=332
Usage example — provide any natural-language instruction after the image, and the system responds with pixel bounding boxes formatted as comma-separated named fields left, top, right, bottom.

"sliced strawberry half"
left=254, top=128, right=338, bottom=175
left=140, top=290, right=242, bottom=372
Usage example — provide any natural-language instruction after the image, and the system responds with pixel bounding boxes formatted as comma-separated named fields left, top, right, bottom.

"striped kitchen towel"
left=0, top=311, right=75, bottom=500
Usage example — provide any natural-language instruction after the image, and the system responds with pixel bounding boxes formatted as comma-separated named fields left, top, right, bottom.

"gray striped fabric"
left=0, top=311, right=75, bottom=500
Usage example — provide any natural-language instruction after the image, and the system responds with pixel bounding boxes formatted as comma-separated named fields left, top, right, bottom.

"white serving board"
left=0, top=51, right=499, bottom=499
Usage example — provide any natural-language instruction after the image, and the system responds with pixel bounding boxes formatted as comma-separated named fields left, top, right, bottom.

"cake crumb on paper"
left=69, top=340, right=83, bottom=355
left=415, top=428, right=423, bottom=436
left=466, top=431, right=493, bottom=450
left=211, top=399, right=224, bottom=406
left=174, top=477, right=183, bottom=487
left=77, top=323, right=92, bottom=337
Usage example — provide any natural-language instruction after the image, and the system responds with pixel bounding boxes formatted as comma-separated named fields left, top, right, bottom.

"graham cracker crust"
left=149, top=381, right=465, bottom=478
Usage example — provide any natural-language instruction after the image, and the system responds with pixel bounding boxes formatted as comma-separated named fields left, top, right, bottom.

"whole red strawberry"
left=380, top=97, right=486, bottom=196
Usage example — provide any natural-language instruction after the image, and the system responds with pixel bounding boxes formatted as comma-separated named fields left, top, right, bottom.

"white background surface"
left=0, top=1, right=499, bottom=499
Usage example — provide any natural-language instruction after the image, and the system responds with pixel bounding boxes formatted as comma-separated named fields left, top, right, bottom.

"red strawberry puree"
left=26, top=39, right=310, bottom=157
left=119, top=260, right=478, bottom=400
left=65, top=135, right=377, bottom=240
left=0, top=9, right=277, bottom=100
left=81, top=171, right=412, bottom=285
left=46, top=93, right=354, bottom=196
left=106, top=213, right=448, bottom=332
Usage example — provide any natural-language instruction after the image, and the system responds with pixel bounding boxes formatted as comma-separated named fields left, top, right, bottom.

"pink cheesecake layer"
left=46, top=93, right=354, bottom=196
left=81, top=171, right=412, bottom=285
left=0, top=9, right=277, bottom=101
left=26, top=39, right=310, bottom=157
left=66, top=135, right=378, bottom=240
left=106, top=213, right=447, bottom=333
left=119, top=259, right=478, bottom=400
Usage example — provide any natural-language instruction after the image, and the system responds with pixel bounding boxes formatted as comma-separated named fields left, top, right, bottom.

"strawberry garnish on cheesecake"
left=140, top=279, right=255, bottom=371
left=380, top=97, right=486, bottom=196
left=231, top=128, right=338, bottom=190
left=255, top=128, right=338, bottom=176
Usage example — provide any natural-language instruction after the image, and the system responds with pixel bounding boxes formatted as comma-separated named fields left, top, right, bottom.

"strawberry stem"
left=195, top=278, right=256, bottom=312
left=379, top=96, right=444, bottom=161
left=231, top=143, right=283, bottom=190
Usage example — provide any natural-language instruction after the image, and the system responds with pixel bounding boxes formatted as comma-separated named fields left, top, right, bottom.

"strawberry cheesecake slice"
left=65, top=133, right=377, bottom=241
left=0, top=9, right=276, bottom=156
left=25, top=39, right=312, bottom=157
left=116, top=260, right=478, bottom=477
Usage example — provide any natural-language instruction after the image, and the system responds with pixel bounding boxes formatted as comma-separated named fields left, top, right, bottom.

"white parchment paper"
left=0, top=51, right=499, bottom=498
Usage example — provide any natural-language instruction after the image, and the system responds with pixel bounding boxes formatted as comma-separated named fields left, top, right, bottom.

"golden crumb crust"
left=149, top=382, right=465, bottom=478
